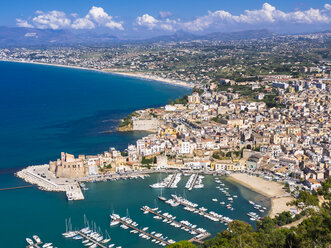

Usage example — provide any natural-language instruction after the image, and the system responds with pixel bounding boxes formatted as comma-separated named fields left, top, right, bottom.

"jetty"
left=170, top=195, right=232, bottom=224
left=0, top=185, right=33, bottom=191
left=110, top=215, right=171, bottom=246
left=185, top=173, right=198, bottom=190
left=141, top=206, right=210, bottom=237
left=16, top=165, right=84, bottom=200
left=167, top=173, right=181, bottom=188
left=166, top=174, right=176, bottom=188
left=76, top=231, right=108, bottom=248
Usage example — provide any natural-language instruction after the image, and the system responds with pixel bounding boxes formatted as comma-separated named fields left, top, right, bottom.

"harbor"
left=5, top=173, right=270, bottom=248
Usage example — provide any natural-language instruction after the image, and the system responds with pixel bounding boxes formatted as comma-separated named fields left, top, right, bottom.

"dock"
left=76, top=231, right=107, bottom=248
left=171, top=196, right=231, bottom=224
left=167, top=173, right=181, bottom=188
left=186, top=173, right=198, bottom=190
left=142, top=206, right=208, bottom=235
left=112, top=216, right=171, bottom=246
left=166, top=174, right=176, bottom=188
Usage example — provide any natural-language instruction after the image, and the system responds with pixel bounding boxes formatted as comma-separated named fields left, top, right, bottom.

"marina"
left=185, top=174, right=204, bottom=190
left=167, top=173, right=181, bottom=188
left=168, top=194, right=233, bottom=224
left=110, top=214, right=173, bottom=246
left=141, top=205, right=211, bottom=243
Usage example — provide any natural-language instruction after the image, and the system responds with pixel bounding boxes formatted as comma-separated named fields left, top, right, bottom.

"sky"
left=2, top=0, right=331, bottom=37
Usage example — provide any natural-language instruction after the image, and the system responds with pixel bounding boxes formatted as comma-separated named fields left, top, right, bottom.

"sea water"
left=0, top=61, right=269, bottom=247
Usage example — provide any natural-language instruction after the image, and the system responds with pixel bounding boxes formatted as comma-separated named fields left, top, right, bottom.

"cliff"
left=117, top=123, right=133, bottom=132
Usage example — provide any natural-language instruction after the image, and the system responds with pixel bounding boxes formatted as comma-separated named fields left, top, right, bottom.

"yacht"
left=43, top=243, right=53, bottom=248
left=26, top=238, right=34, bottom=245
left=33, top=235, right=41, bottom=243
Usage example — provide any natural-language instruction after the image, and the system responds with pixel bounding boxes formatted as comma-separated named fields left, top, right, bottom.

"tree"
left=167, top=241, right=196, bottom=248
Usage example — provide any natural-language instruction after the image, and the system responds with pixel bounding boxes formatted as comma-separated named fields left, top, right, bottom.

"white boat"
left=212, top=198, right=218, bottom=202
left=43, top=243, right=53, bottom=248
left=26, top=238, right=34, bottom=245
left=108, top=244, right=115, bottom=248
left=33, top=235, right=41, bottom=243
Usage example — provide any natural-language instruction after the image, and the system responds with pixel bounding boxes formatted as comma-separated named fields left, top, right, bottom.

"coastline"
left=0, top=59, right=193, bottom=89
left=228, top=173, right=295, bottom=218
left=105, top=70, right=193, bottom=88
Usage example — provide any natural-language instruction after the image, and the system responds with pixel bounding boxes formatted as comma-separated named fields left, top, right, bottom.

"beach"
left=105, top=70, right=193, bottom=88
left=0, top=59, right=193, bottom=89
left=228, top=173, right=295, bottom=218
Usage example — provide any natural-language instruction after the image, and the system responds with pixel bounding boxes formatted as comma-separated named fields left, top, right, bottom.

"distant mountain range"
left=0, top=26, right=118, bottom=46
left=0, top=26, right=329, bottom=47
left=146, top=29, right=274, bottom=43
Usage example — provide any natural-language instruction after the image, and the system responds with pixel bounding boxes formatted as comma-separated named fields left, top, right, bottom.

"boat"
left=43, top=243, right=53, bottom=248
left=212, top=198, right=218, bottom=202
left=33, top=235, right=41, bottom=243
left=26, top=238, right=34, bottom=245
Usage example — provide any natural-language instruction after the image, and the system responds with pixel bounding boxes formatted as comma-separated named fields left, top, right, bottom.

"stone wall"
left=132, top=118, right=160, bottom=131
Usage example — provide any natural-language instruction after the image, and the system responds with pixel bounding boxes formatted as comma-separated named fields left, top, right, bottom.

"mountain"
left=145, top=30, right=199, bottom=43
left=0, top=27, right=328, bottom=47
left=0, top=26, right=118, bottom=46
left=202, top=29, right=274, bottom=40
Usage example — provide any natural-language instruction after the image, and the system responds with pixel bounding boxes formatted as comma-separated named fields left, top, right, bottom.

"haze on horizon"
left=1, top=0, right=330, bottom=38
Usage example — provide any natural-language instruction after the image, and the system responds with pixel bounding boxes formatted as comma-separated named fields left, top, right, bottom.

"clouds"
left=31, top=10, right=71, bottom=30
left=136, top=14, right=159, bottom=30
left=17, top=6, right=123, bottom=30
left=136, top=3, right=331, bottom=32
left=15, top=3, right=331, bottom=33
left=16, top=18, right=33, bottom=28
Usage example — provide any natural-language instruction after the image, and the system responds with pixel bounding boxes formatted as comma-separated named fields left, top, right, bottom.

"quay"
left=142, top=206, right=210, bottom=239
left=76, top=231, right=107, bottom=248
left=0, top=185, right=34, bottom=191
left=16, top=165, right=84, bottom=200
left=112, top=216, right=171, bottom=246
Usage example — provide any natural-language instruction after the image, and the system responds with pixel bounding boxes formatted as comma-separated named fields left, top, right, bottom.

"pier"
left=167, top=173, right=181, bottom=188
left=0, top=185, right=33, bottom=191
left=186, top=173, right=198, bottom=190
left=166, top=174, right=176, bottom=188
left=170, top=196, right=232, bottom=224
left=142, top=206, right=209, bottom=236
left=112, top=216, right=171, bottom=246
left=76, top=231, right=108, bottom=248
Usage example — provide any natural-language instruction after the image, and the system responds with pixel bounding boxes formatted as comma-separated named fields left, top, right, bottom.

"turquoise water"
left=0, top=61, right=270, bottom=247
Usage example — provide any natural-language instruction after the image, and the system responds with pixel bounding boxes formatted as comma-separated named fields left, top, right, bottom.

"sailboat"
left=158, top=188, right=167, bottom=201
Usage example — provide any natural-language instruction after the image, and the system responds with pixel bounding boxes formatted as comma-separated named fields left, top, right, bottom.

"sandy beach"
left=104, top=70, right=193, bottom=88
left=229, top=173, right=295, bottom=218
left=1, top=60, right=193, bottom=88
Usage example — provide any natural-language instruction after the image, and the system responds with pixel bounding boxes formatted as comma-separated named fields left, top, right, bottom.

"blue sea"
left=0, top=61, right=269, bottom=248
